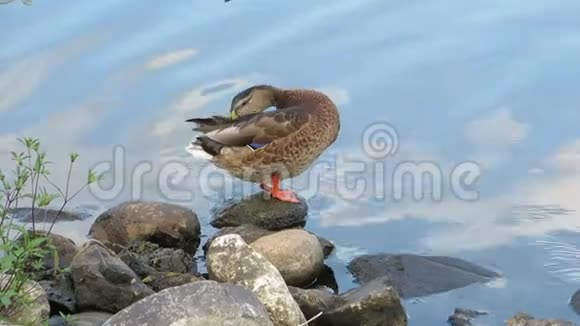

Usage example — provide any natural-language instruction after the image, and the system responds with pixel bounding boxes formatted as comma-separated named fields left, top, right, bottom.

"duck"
left=186, top=85, right=340, bottom=203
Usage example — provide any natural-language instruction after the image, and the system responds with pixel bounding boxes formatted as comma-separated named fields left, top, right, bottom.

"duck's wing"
left=188, top=106, right=312, bottom=147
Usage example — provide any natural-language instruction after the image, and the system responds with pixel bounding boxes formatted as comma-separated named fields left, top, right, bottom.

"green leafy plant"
left=0, top=137, right=100, bottom=323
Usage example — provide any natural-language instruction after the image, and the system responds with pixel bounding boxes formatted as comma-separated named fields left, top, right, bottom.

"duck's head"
left=229, top=85, right=276, bottom=119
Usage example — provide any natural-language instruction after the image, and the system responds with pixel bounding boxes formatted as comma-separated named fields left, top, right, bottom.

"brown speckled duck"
left=186, top=85, right=340, bottom=203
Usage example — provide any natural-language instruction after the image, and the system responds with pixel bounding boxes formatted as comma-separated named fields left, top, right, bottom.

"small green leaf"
left=69, top=153, right=79, bottom=163
left=87, top=169, right=101, bottom=184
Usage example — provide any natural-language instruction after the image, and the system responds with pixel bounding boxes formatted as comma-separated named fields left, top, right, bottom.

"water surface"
left=1, top=1, right=580, bottom=324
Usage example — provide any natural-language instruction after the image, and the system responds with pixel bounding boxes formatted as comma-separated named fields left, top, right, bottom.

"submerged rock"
left=447, top=308, right=488, bottom=326
left=347, top=253, right=500, bottom=298
left=210, top=192, right=308, bottom=230
left=206, top=234, right=306, bottom=325
left=570, top=290, right=580, bottom=315
left=289, top=276, right=407, bottom=326
left=71, top=240, right=154, bottom=313
left=250, top=229, right=324, bottom=286
left=88, top=201, right=201, bottom=254
left=506, top=312, right=574, bottom=326
left=203, top=224, right=334, bottom=258
left=8, top=207, right=87, bottom=223
left=0, top=274, right=50, bottom=325
left=103, top=281, right=273, bottom=326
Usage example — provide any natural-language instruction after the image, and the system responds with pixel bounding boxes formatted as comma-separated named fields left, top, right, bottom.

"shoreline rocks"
left=206, top=234, right=306, bottom=325
left=347, top=253, right=500, bottom=298
left=289, top=276, right=407, bottom=326
left=88, top=201, right=201, bottom=254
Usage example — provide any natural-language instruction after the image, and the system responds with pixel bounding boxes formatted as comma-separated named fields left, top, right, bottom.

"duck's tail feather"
left=195, top=136, right=226, bottom=156
left=186, top=115, right=231, bottom=132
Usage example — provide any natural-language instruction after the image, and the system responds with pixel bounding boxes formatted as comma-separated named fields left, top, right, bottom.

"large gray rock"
left=88, top=201, right=201, bottom=254
left=250, top=229, right=324, bottom=286
left=102, top=281, right=273, bottom=326
left=71, top=240, right=154, bottom=313
left=206, top=234, right=306, bottom=325
left=290, top=277, right=407, bottom=326
left=570, top=290, right=580, bottom=315
left=210, top=192, right=308, bottom=230
left=506, top=312, right=574, bottom=326
left=0, top=274, right=50, bottom=325
left=203, top=224, right=335, bottom=258
left=347, top=253, right=500, bottom=298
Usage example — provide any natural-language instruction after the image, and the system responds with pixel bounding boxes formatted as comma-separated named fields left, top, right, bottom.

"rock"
left=0, top=274, right=50, bottom=325
left=289, top=276, right=407, bottom=326
left=102, top=281, right=274, bottom=326
left=119, top=240, right=196, bottom=274
left=570, top=290, right=580, bottom=315
left=142, top=272, right=203, bottom=292
left=48, top=312, right=114, bottom=326
left=71, top=240, right=154, bottom=313
left=250, top=229, right=324, bottom=286
left=88, top=201, right=201, bottom=254
left=447, top=308, right=487, bottom=326
left=506, top=312, right=574, bottom=326
left=347, top=253, right=500, bottom=298
left=206, top=234, right=306, bottom=325
left=306, top=264, right=339, bottom=294
left=33, top=231, right=79, bottom=274
left=8, top=207, right=87, bottom=223
left=39, top=272, right=77, bottom=314
left=203, top=224, right=334, bottom=258
left=210, top=192, right=308, bottom=230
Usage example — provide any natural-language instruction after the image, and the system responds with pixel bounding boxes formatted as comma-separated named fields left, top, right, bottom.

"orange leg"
left=260, top=173, right=299, bottom=203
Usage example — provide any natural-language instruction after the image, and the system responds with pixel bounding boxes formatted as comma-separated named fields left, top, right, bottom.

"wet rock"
left=88, top=201, right=201, bottom=254
left=71, top=240, right=154, bottom=313
left=203, top=224, right=334, bottom=258
left=206, top=234, right=306, bottom=325
left=570, top=290, right=580, bottom=315
left=142, top=272, right=203, bottom=292
left=103, top=281, right=274, bottom=326
left=447, top=308, right=488, bottom=326
left=8, top=207, right=87, bottom=223
left=289, top=276, right=407, bottom=326
left=250, top=229, right=324, bottom=286
left=210, top=192, right=308, bottom=230
left=0, top=274, right=50, bottom=325
left=39, top=272, right=77, bottom=314
left=347, top=253, right=500, bottom=298
left=506, top=312, right=574, bottom=326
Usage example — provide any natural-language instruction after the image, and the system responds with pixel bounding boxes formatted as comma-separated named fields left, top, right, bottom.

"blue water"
left=2, top=0, right=580, bottom=324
